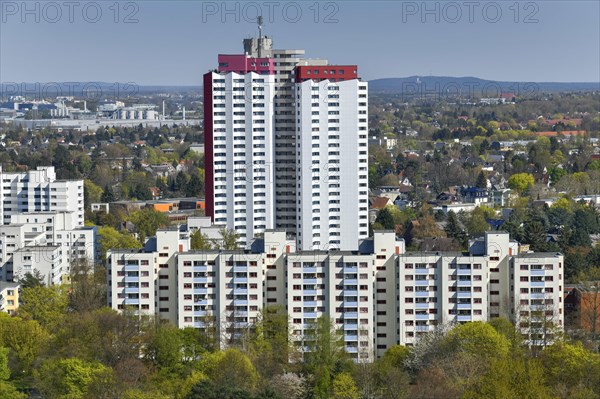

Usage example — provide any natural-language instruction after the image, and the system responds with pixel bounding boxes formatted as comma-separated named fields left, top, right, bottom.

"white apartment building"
left=295, top=75, right=369, bottom=250
left=206, top=71, right=277, bottom=246
left=0, top=211, right=98, bottom=284
left=0, top=166, right=84, bottom=226
left=107, top=230, right=563, bottom=361
left=205, top=37, right=366, bottom=251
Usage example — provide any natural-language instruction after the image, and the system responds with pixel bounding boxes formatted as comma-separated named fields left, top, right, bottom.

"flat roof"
left=513, top=252, right=563, bottom=258
left=15, top=245, right=60, bottom=252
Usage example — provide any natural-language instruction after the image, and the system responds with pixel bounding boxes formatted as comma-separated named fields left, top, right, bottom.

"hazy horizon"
left=1, top=1, right=599, bottom=85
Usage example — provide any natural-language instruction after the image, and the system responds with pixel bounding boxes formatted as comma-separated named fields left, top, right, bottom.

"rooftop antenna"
left=257, top=16, right=263, bottom=58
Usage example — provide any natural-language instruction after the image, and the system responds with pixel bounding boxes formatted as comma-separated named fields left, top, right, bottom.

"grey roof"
left=513, top=252, right=563, bottom=258
left=15, top=245, right=60, bottom=252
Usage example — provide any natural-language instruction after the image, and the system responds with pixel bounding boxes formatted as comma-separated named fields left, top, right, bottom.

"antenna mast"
left=257, top=16, right=263, bottom=58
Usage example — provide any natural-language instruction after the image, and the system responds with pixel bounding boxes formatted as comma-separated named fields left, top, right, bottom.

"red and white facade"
left=204, top=39, right=368, bottom=250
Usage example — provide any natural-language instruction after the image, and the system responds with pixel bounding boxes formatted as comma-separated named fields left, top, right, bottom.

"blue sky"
left=1, top=1, right=599, bottom=85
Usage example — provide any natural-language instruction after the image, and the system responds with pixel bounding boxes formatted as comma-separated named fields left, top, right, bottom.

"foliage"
left=98, top=226, right=142, bottom=261
left=508, top=173, right=535, bottom=193
left=190, top=230, right=213, bottom=250
left=127, top=207, right=169, bottom=243
left=35, top=357, right=110, bottom=399
left=18, top=285, right=69, bottom=330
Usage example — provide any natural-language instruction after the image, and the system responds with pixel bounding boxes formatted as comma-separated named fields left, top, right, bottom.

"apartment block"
left=0, top=166, right=84, bottom=226
left=295, top=69, right=369, bottom=250
left=0, top=211, right=98, bottom=284
left=107, top=230, right=563, bottom=361
left=204, top=36, right=367, bottom=251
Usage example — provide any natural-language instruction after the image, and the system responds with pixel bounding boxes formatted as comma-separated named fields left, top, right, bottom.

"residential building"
left=0, top=281, right=19, bottom=315
left=204, top=36, right=366, bottom=250
left=107, top=230, right=563, bottom=361
left=0, top=211, right=98, bottom=284
left=0, top=166, right=84, bottom=226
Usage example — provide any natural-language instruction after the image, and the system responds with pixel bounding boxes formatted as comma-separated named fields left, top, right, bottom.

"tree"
left=127, top=208, right=169, bottom=243
left=98, top=226, right=141, bottom=261
left=444, top=211, right=467, bottom=248
left=0, top=347, right=27, bottom=398
left=475, top=170, right=488, bottom=189
left=441, top=322, right=510, bottom=360
left=540, top=341, right=596, bottom=391
left=35, top=357, right=111, bottom=399
left=190, top=230, right=213, bottom=250
left=332, top=372, right=360, bottom=399
left=374, top=206, right=395, bottom=230
left=17, top=270, right=45, bottom=289
left=217, top=228, right=239, bottom=250
left=198, top=349, right=259, bottom=394
left=144, top=324, right=184, bottom=375
left=523, top=220, right=547, bottom=251
left=462, top=356, right=551, bottom=399
left=508, top=173, right=535, bottom=194
left=69, top=260, right=107, bottom=314
left=0, top=314, right=49, bottom=377
left=101, top=184, right=115, bottom=203
left=84, top=180, right=103, bottom=210
left=18, top=285, right=69, bottom=330
left=466, top=212, right=491, bottom=237
left=249, top=306, right=296, bottom=377
left=304, top=316, right=350, bottom=399
left=269, top=373, right=306, bottom=399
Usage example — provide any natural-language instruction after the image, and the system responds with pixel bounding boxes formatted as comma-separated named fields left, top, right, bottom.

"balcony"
left=530, top=281, right=545, bottom=287
left=415, top=325, right=429, bottom=332
left=303, top=278, right=318, bottom=284
left=457, top=303, right=472, bottom=310
left=303, top=300, right=317, bottom=307
left=303, top=267, right=317, bottom=273
left=415, top=280, right=429, bottom=286
left=415, top=291, right=429, bottom=297
left=344, top=279, right=358, bottom=285
left=415, top=302, right=430, bottom=309
left=415, top=313, right=429, bottom=320
left=457, top=315, right=472, bottom=322
left=303, top=289, right=317, bottom=296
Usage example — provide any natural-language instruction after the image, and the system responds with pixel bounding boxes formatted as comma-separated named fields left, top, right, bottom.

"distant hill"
left=368, top=76, right=599, bottom=95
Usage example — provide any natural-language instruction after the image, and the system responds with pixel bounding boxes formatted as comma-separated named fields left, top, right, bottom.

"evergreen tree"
left=444, top=211, right=467, bottom=248
left=101, top=184, right=115, bottom=203
left=374, top=207, right=395, bottom=230
left=475, top=170, right=488, bottom=189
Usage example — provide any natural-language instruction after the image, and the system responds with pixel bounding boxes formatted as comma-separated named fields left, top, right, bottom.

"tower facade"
left=204, top=37, right=367, bottom=250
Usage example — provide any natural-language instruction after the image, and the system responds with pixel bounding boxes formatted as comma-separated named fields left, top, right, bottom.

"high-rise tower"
left=204, top=33, right=367, bottom=250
